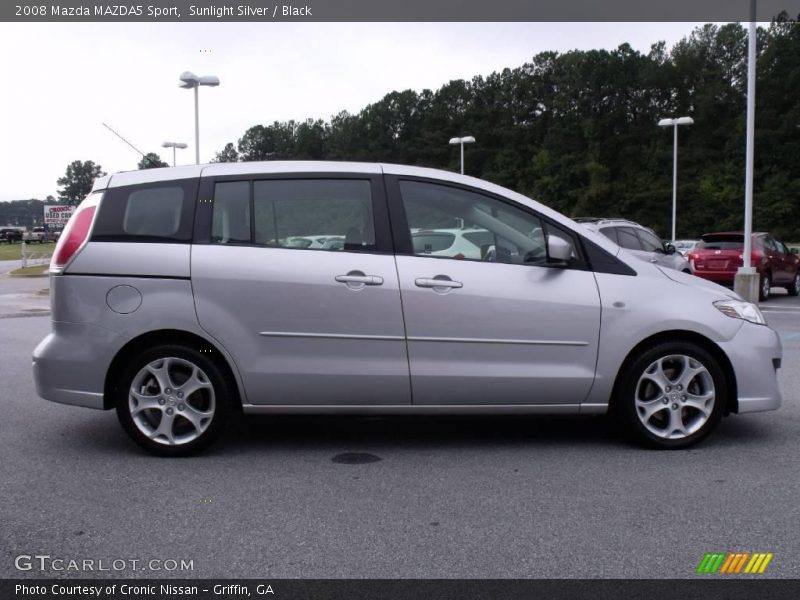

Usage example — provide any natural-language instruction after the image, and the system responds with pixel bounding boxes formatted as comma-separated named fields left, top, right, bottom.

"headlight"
left=713, top=300, right=766, bottom=325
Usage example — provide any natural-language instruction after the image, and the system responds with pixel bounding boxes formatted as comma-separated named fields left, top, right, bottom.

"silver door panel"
left=191, top=245, right=410, bottom=405
left=395, top=255, right=601, bottom=405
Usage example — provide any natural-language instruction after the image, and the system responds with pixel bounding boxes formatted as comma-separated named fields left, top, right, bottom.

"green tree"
left=137, top=152, right=169, bottom=169
left=211, top=17, right=800, bottom=241
left=213, top=143, right=239, bottom=163
left=56, top=160, right=106, bottom=206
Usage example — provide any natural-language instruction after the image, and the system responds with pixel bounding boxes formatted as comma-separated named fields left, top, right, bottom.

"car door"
left=191, top=173, right=411, bottom=406
left=766, top=237, right=789, bottom=283
left=386, top=177, right=601, bottom=406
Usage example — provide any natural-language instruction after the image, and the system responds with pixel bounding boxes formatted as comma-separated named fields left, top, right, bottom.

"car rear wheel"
left=115, top=345, right=232, bottom=456
left=759, top=273, right=771, bottom=301
left=786, top=271, right=800, bottom=297
left=619, top=341, right=726, bottom=449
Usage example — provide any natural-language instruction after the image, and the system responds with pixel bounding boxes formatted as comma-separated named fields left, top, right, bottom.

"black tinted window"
left=616, top=227, right=643, bottom=251
left=636, top=229, right=664, bottom=253
left=91, top=178, right=198, bottom=242
left=599, top=227, right=618, bottom=244
left=253, top=179, right=375, bottom=252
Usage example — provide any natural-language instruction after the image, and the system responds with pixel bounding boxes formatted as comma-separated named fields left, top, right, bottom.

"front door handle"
left=335, top=271, right=384, bottom=288
left=650, top=258, right=658, bottom=263
left=415, top=276, right=463, bottom=290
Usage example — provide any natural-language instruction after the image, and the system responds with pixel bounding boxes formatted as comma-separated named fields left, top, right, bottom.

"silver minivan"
left=33, top=162, right=782, bottom=455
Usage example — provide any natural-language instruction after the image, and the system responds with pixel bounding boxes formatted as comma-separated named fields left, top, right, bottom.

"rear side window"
left=254, top=179, right=375, bottom=252
left=91, top=178, right=198, bottom=242
left=209, top=178, right=376, bottom=253
left=123, top=187, right=183, bottom=237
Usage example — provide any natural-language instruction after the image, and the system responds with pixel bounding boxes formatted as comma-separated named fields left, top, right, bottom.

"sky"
left=0, top=22, right=707, bottom=202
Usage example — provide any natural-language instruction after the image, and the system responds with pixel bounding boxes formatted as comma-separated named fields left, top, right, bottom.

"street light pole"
left=672, top=123, right=678, bottom=242
left=448, top=136, right=476, bottom=174
left=734, top=0, right=759, bottom=303
left=179, top=71, right=220, bottom=165
left=162, top=141, right=188, bottom=166
left=657, top=116, right=693, bottom=241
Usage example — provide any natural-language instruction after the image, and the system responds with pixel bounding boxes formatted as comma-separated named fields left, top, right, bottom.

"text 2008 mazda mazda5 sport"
left=32, top=162, right=782, bottom=455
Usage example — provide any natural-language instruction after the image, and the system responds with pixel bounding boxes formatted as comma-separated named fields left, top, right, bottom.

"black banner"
left=2, top=0, right=800, bottom=22
left=3, top=579, right=800, bottom=600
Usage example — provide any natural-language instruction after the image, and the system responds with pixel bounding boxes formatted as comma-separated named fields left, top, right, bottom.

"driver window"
left=398, top=180, right=548, bottom=265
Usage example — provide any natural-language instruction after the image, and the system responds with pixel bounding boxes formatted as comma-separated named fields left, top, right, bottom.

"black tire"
left=115, top=344, right=233, bottom=456
left=759, top=272, right=771, bottom=302
left=618, top=341, right=727, bottom=449
left=786, top=271, right=800, bottom=297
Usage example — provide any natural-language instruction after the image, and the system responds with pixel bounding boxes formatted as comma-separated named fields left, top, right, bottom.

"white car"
left=672, top=239, right=700, bottom=257
left=411, top=227, right=544, bottom=261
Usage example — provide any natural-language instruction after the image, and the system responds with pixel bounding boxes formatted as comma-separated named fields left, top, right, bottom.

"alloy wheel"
left=128, top=357, right=216, bottom=446
left=634, top=354, right=715, bottom=440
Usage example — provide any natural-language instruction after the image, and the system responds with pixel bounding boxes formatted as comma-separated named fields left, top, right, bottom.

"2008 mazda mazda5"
left=32, top=161, right=782, bottom=456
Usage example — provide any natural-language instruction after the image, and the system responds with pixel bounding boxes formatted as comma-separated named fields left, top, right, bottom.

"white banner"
left=43, top=204, right=75, bottom=225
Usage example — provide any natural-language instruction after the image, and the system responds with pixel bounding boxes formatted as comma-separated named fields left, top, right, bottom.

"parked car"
left=672, top=239, right=700, bottom=257
left=688, top=232, right=800, bottom=301
left=23, top=226, right=47, bottom=243
left=575, top=218, right=691, bottom=273
left=33, top=162, right=781, bottom=455
left=0, top=228, right=23, bottom=243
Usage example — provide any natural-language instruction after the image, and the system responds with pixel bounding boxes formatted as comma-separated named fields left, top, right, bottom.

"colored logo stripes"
left=696, top=552, right=773, bottom=574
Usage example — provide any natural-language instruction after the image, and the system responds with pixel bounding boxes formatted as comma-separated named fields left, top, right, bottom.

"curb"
left=8, top=271, right=49, bottom=278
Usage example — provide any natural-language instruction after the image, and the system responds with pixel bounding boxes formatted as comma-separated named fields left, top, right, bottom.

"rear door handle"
left=335, top=271, right=384, bottom=286
left=415, top=277, right=463, bottom=289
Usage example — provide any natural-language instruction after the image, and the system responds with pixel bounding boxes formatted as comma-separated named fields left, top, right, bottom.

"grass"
left=9, top=265, right=49, bottom=277
left=0, top=241, right=55, bottom=261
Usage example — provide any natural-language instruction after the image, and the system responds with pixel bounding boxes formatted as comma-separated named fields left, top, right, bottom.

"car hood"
left=656, top=266, right=741, bottom=300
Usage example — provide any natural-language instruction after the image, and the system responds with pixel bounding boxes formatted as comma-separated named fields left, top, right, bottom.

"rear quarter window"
left=91, top=178, right=199, bottom=242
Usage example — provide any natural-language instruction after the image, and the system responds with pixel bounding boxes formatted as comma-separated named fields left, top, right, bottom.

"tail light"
left=738, top=252, right=766, bottom=266
left=50, top=196, right=100, bottom=274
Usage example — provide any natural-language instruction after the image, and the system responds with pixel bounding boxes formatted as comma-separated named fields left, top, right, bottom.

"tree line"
left=34, top=17, right=800, bottom=241
left=210, top=17, right=800, bottom=241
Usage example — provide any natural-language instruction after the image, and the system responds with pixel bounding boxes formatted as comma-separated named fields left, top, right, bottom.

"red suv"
left=688, top=232, right=800, bottom=301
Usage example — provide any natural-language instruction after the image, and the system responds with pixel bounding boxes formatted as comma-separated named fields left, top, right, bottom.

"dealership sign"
left=43, top=205, right=75, bottom=225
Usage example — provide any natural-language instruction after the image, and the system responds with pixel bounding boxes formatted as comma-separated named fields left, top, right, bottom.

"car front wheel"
left=115, top=345, right=232, bottom=456
left=619, top=341, right=726, bottom=449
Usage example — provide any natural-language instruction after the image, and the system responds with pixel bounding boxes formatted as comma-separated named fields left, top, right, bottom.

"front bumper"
left=717, top=320, right=782, bottom=413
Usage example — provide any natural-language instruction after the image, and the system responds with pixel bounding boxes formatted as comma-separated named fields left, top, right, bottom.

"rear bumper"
left=692, top=270, right=737, bottom=285
left=32, top=322, right=122, bottom=410
left=717, top=321, right=782, bottom=414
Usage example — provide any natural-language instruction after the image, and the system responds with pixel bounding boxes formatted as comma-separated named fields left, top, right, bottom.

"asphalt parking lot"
left=1, top=267, right=799, bottom=579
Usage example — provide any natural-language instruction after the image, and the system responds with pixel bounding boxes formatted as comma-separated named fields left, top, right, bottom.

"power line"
left=101, top=122, right=160, bottom=168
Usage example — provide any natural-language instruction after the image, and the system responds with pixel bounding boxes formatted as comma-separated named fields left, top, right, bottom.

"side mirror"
left=547, top=235, right=573, bottom=266
left=665, top=243, right=676, bottom=255
left=792, top=247, right=799, bottom=255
